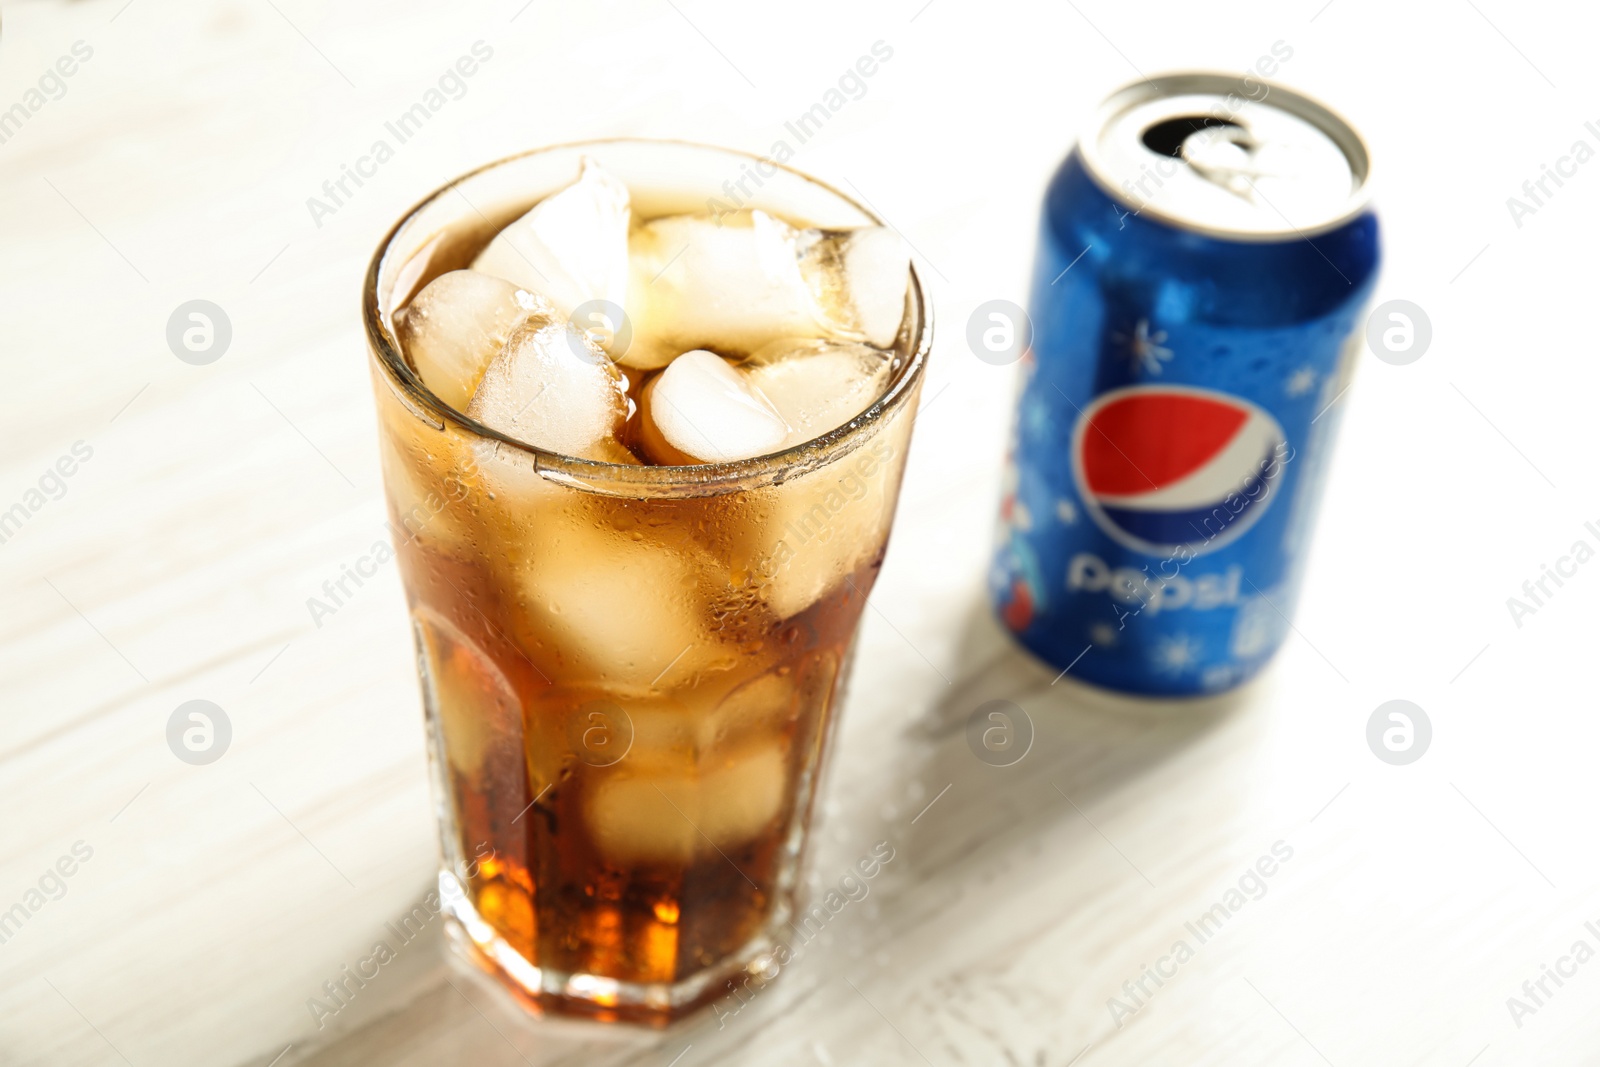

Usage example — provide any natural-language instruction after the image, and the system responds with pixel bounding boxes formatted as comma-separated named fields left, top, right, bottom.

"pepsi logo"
left=1071, top=385, right=1288, bottom=557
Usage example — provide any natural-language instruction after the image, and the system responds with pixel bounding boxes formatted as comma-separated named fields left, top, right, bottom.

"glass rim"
left=362, top=137, right=932, bottom=496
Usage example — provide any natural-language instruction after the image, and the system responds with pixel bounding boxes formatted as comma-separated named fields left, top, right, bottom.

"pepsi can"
left=990, top=72, right=1380, bottom=697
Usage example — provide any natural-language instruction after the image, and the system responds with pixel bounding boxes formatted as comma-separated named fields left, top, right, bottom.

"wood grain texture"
left=2, top=0, right=1597, bottom=1064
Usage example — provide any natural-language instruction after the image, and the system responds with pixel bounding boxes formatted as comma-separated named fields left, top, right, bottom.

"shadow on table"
left=891, top=590, right=1262, bottom=885
left=283, top=593, right=1262, bottom=1067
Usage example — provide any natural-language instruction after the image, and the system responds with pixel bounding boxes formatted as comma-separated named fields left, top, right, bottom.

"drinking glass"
left=362, top=140, right=930, bottom=1024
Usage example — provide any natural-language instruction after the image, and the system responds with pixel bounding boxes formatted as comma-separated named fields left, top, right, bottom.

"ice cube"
left=623, top=211, right=810, bottom=369
left=511, top=520, right=738, bottom=691
left=398, top=270, right=549, bottom=410
left=744, top=338, right=895, bottom=449
left=374, top=369, right=500, bottom=555
left=413, top=607, right=523, bottom=780
left=471, top=158, right=632, bottom=333
left=637, top=349, right=790, bottom=465
left=722, top=406, right=914, bottom=618
left=706, top=670, right=798, bottom=747
left=623, top=212, right=909, bottom=368
left=584, top=740, right=788, bottom=866
left=589, top=436, right=644, bottom=466
left=822, top=226, right=911, bottom=349
left=749, top=459, right=897, bottom=618
left=707, top=652, right=838, bottom=757
left=377, top=424, right=477, bottom=553
left=466, top=318, right=629, bottom=461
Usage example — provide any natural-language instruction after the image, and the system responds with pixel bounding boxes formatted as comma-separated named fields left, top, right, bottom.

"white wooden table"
left=3, top=0, right=1598, bottom=1063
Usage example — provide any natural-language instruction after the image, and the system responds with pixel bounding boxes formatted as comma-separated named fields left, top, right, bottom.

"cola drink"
left=364, top=141, right=929, bottom=1023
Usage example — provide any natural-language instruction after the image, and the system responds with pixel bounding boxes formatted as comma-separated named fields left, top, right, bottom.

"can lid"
left=1081, top=71, right=1372, bottom=240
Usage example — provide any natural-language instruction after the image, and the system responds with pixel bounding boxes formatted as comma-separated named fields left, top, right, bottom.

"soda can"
left=990, top=72, right=1380, bottom=697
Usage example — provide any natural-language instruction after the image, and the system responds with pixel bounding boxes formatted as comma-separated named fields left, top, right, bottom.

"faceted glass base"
left=437, top=871, right=791, bottom=1027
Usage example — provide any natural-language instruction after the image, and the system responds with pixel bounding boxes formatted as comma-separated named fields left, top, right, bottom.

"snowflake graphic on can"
left=1150, top=633, right=1203, bottom=674
left=1114, top=319, right=1174, bottom=375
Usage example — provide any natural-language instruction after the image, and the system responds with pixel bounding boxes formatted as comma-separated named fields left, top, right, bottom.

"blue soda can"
left=990, top=73, right=1381, bottom=696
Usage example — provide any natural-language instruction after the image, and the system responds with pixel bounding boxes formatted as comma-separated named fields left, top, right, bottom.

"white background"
left=0, top=0, right=1596, bottom=1064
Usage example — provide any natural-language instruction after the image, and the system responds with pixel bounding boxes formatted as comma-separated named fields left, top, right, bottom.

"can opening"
left=1141, top=116, right=1241, bottom=159
left=1085, top=73, right=1371, bottom=239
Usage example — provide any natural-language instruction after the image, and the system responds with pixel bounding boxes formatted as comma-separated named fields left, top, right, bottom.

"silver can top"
left=1081, top=71, right=1372, bottom=241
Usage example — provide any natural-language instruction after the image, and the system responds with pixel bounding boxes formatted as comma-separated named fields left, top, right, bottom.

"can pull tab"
left=1141, top=116, right=1271, bottom=204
